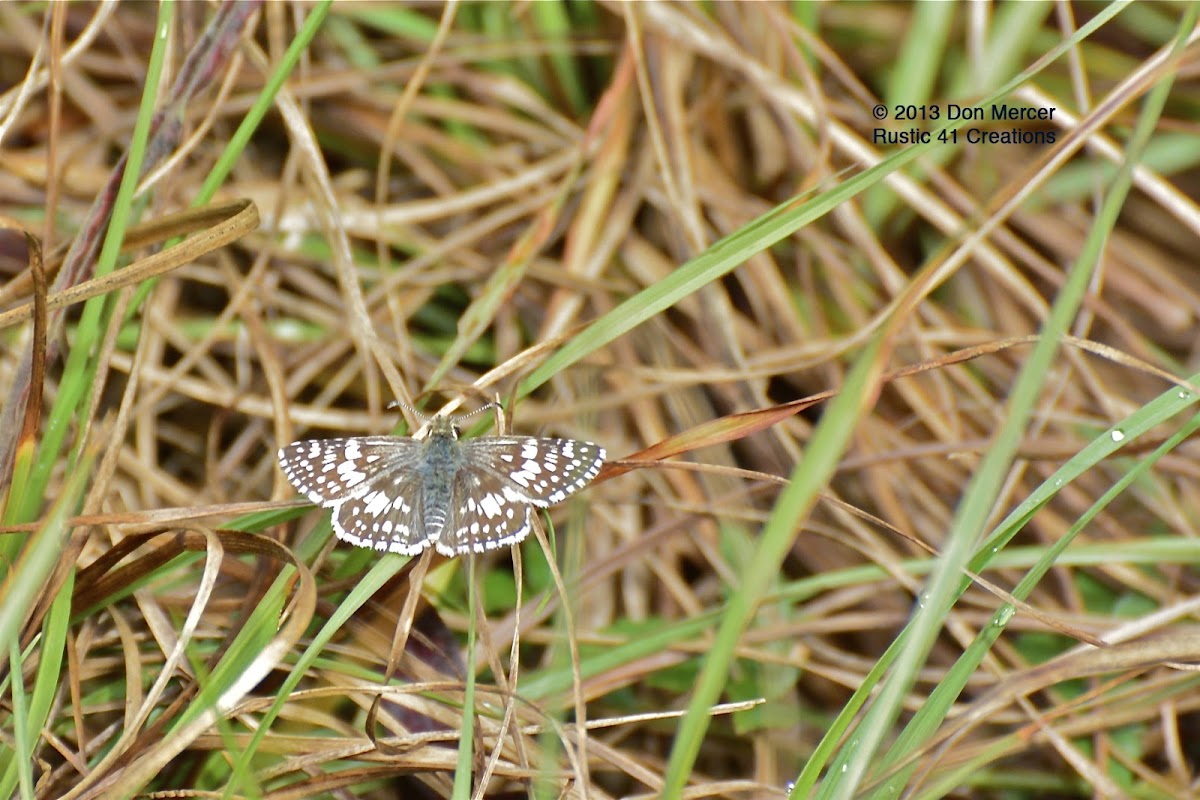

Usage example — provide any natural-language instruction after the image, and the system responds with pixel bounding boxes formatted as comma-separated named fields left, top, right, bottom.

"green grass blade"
left=822, top=9, right=1190, bottom=797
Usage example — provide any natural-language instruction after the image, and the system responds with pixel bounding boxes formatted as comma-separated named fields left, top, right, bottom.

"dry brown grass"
left=3, top=3, right=1200, bottom=799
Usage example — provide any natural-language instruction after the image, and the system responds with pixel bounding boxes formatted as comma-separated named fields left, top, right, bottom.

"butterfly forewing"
left=278, top=436, right=423, bottom=505
left=460, top=437, right=606, bottom=506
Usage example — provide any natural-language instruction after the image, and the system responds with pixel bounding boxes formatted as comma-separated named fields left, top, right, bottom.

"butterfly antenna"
left=386, top=399, right=435, bottom=424
left=388, top=398, right=502, bottom=429
left=452, top=401, right=501, bottom=422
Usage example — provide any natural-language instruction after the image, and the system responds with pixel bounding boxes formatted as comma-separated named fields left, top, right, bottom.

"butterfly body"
left=278, top=415, right=604, bottom=557
left=412, top=426, right=463, bottom=538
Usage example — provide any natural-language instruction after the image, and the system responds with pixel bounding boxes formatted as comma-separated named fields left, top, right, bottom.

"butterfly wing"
left=332, top=474, right=429, bottom=554
left=434, top=459, right=533, bottom=556
left=432, top=437, right=605, bottom=556
left=279, top=436, right=435, bottom=554
left=278, top=436, right=424, bottom=505
left=459, top=436, right=606, bottom=507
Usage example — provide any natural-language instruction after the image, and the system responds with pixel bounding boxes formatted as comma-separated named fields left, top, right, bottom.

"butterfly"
left=278, top=405, right=604, bottom=556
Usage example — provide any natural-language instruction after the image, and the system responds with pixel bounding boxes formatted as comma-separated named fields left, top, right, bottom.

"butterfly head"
left=428, top=414, right=460, bottom=440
